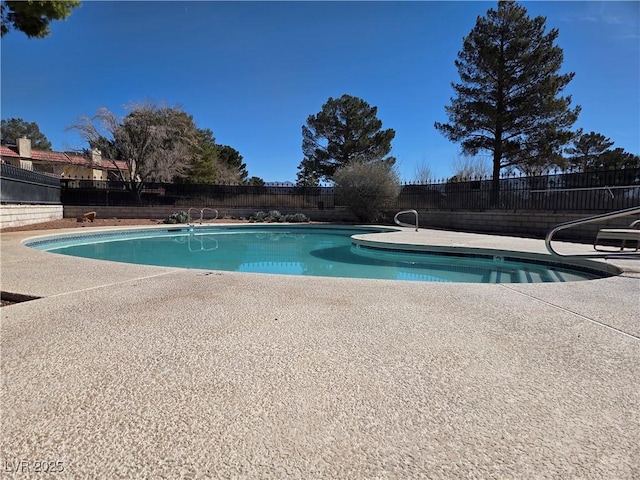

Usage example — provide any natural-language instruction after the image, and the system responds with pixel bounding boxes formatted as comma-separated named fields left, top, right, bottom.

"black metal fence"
left=61, top=180, right=336, bottom=210
left=396, top=168, right=640, bottom=211
left=61, top=167, right=640, bottom=211
left=1, top=163, right=61, bottom=204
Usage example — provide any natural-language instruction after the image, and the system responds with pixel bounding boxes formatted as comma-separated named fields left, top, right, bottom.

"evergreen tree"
left=566, top=131, right=614, bottom=171
left=299, top=94, right=395, bottom=182
left=295, top=158, right=321, bottom=187
left=598, top=148, right=640, bottom=170
left=1, top=118, right=52, bottom=150
left=1, top=0, right=81, bottom=38
left=245, top=176, right=265, bottom=187
left=180, top=128, right=219, bottom=184
left=216, top=145, right=248, bottom=183
left=435, top=1, right=580, bottom=202
left=179, top=131, right=249, bottom=185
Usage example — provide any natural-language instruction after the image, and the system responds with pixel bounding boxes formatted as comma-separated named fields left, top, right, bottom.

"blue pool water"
left=27, top=225, right=612, bottom=283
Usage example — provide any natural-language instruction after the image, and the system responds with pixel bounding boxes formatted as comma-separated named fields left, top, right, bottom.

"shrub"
left=268, top=210, right=284, bottom=222
left=284, top=213, right=310, bottom=223
left=334, top=161, right=401, bottom=222
left=252, top=211, right=268, bottom=222
left=163, top=211, right=189, bottom=224
left=249, top=211, right=310, bottom=223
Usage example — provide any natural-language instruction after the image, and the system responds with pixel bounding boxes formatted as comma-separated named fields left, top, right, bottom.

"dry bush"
left=334, top=161, right=401, bottom=222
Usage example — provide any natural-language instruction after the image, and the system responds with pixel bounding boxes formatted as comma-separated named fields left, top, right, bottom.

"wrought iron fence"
left=60, top=167, right=640, bottom=211
left=1, top=163, right=61, bottom=204
left=395, top=168, right=640, bottom=211
left=61, top=180, right=336, bottom=210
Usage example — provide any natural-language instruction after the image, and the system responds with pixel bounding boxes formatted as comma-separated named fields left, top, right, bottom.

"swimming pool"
left=26, top=225, right=615, bottom=283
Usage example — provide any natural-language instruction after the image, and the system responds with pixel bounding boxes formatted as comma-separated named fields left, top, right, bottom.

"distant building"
left=0, top=137, right=128, bottom=180
left=265, top=181, right=295, bottom=187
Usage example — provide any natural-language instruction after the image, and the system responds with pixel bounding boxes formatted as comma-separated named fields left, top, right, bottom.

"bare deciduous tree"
left=414, top=159, right=435, bottom=184
left=450, top=156, right=490, bottom=181
left=71, top=102, right=198, bottom=201
left=214, top=162, right=243, bottom=185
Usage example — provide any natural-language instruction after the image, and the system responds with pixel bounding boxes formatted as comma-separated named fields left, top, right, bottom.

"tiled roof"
left=1, top=145, right=127, bottom=171
left=0, top=145, right=20, bottom=157
left=31, top=150, right=76, bottom=163
left=100, top=159, right=128, bottom=170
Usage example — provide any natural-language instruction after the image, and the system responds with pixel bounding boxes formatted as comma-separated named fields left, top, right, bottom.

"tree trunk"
left=491, top=152, right=501, bottom=208
left=491, top=130, right=503, bottom=208
left=126, top=178, right=143, bottom=205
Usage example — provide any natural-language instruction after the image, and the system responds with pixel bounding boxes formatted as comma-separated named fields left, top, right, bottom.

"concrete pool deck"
left=1, top=225, right=639, bottom=479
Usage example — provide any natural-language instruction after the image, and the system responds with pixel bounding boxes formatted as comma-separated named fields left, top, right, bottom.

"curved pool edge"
left=351, top=231, right=625, bottom=278
left=2, top=224, right=637, bottom=301
left=21, top=223, right=400, bottom=251
left=17, top=223, right=632, bottom=282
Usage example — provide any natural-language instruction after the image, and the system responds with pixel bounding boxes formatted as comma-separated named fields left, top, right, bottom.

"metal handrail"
left=394, top=209, right=419, bottom=231
left=545, top=206, right=640, bottom=259
left=187, top=207, right=199, bottom=225
left=188, top=207, right=219, bottom=225
left=200, top=208, right=219, bottom=224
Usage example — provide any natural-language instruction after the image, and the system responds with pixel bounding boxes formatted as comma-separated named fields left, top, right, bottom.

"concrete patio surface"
left=1, top=225, right=639, bottom=479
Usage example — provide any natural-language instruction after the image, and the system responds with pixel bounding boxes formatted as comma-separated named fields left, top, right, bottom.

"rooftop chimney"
left=90, top=148, right=102, bottom=166
left=17, top=137, right=31, bottom=158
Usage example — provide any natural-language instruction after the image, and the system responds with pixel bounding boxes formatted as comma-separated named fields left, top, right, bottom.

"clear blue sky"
left=2, top=1, right=638, bottom=183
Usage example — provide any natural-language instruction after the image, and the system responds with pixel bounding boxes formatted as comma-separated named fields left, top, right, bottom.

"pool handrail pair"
left=545, top=205, right=640, bottom=259
left=188, top=207, right=219, bottom=225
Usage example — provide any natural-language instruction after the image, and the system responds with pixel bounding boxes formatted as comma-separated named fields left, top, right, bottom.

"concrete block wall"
left=0, top=204, right=64, bottom=229
left=62, top=206, right=638, bottom=244
left=412, top=210, right=638, bottom=242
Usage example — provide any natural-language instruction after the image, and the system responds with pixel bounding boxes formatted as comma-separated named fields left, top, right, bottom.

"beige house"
left=0, top=137, right=129, bottom=180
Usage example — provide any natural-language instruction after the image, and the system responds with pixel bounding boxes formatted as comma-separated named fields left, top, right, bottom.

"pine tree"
left=299, top=94, right=395, bottom=182
left=216, top=145, right=248, bottom=183
left=566, top=131, right=614, bottom=171
left=1, top=118, right=52, bottom=150
left=295, top=158, right=321, bottom=187
left=435, top=1, right=580, bottom=202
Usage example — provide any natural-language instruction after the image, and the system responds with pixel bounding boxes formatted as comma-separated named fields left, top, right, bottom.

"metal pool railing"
left=394, top=210, right=419, bottom=231
left=188, top=207, right=219, bottom=225
left=545, top=206, right=640, bottom=259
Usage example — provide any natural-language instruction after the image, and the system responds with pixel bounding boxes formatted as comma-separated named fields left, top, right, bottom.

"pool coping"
left=20, top=222, right=635, bottom=280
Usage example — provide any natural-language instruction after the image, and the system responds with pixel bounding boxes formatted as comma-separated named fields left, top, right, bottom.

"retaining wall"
left=410, top=210, right=638, bottom=242
left=62, top=206, right=639, bottom=243
left=1, top=204, right=64, bottom=229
